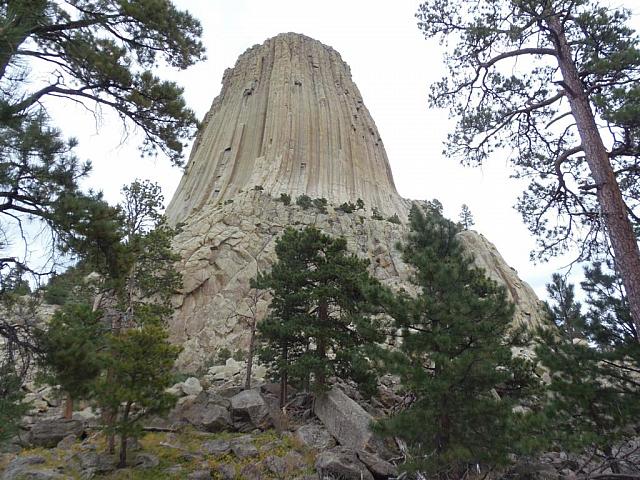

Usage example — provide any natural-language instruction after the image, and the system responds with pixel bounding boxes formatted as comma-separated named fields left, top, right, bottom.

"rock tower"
left=167, top=33, right=545, bottom=371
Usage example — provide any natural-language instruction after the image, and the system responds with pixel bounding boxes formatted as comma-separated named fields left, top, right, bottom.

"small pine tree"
left=278, top=193, right=291, bottom=206
left=37, top=304, right=104, bottom=419
left=458, top=203, right=475, bottom=229
left=0, top=365, right=28, bottom=446
left=97, top=326, right=180, bottom=468
left=254, top=227, right=386, bottom=406
left=376, top=204, right=536, bottom=478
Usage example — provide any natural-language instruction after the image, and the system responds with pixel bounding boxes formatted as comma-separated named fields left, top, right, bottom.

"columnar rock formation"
left=167, top=33, right=546, bottom=371
left=166, top=33, right=407, bottom=225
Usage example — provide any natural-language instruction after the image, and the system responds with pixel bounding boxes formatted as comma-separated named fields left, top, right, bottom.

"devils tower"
left=167, top=33, right=545, bottom=371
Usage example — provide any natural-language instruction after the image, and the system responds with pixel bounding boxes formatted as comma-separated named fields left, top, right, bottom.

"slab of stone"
left=28, top=419, right=84, bottom=448
left=315, top=447, right=374, bottom=480
left=314, top=387, right=375, bottom=452
left=231, top=442, right=258, bottom=459
left=294, top=424, right=336, bottom=451
left=202, top=438, right=231, bottom=456
left=357, top=450, right=398, bottom=479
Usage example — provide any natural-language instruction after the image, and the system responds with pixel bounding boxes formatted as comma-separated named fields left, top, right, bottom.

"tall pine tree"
left=376, top=203, right=537, bottom=478
left=255, top=227, right=386, bottom=407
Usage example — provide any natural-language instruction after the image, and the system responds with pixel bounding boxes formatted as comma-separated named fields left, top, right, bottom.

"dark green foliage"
left=416, top=0, right=640, bottom=262
left=371, top=207, right=383, bottom=220
left=458, top=204, right=474, bottom=230
left=386, top=213, right=401, bottom=224
left=253, top=185, right=264, bottom=191
left=312, top=197, right=328, bottom=213
left=337, top=201, right=356, bottom=213
left=96, top=325, right=179, bottom=467
left=535, top=266, right=640, bottom=468
left=295, top=194, right=312, bottom=210
left=376, top=204, right=537, bottom=477
left=255, top=227, right=386, bottom=404
left=582, top=261, right=637, bottom=346
left=0, top=365, right=28, bottom=445
left=545, top=273, right=587, bottom=340
left=36, top=304, right=104, bottom=411
left=42, top=262, right=94, bottom=305
left=1, top=0, right=205, bottom=165
left=278, top=193, right=291, bottom=206
left=356, top=198, right=365, bottom=210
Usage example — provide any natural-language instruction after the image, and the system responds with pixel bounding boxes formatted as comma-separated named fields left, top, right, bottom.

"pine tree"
left=545, top=273, right=587, bottom=340
left=416, top=0, right=640, bottom=332
left=37, top=304, right=104, bottom=419
left=92, top=180, right=181, bottom=466
left=255, top=227, right=386, bottom=407
left=458, top=204, right=475, bottom=230
left=97, top=325, right=180, bottom=468
left=536, top=265, right=640, bottom=472
left=0, top=365, right=28, bottom=446
left=376, top=204, right=537, bottom=478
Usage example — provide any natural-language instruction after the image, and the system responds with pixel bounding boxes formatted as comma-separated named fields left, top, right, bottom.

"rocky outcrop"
left=166, top=33, right=407, bottom=225
left=165, top=33, right=547, bottom=371
left=169, top=191, right=546, bottom=370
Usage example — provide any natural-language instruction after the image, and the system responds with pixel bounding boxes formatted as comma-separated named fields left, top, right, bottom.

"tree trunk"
left=316, top=301, right=328, bottom=389
left=245, top=318, right=256, bottom=390
left=117, top=402, right=131, bottom=468
left=279, top=344, right=288, bottom=409
left=63, top=392, right=73, bottom=420
left=547, top=15, right=640, bottom=335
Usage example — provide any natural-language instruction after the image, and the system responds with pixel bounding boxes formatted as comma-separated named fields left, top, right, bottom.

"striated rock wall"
left=166, top=33, right=547, bottom=371
left=170, top=191, right=546, bottom=371
left=166, top=33, right=408, bottom=225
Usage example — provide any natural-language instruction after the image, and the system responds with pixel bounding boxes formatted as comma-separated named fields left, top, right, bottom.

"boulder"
left=315, top=447, right=374, bottom=480
left=213, top=463, right=235, bottom=480
left=28, top=419, right=84, bottom=448
left=231, top=441, right=259, bottom=459
left=314, top=387, right=389, bottom=457
left=181, top=377, right=203, bottom=396
left=187, top=470, right=212, bottom=480
left=202, top=438, right=231, bottom=456
left=2, top=456, right=45, bottom=480
left=294, top=424, right=336, bottom=451
left=357, top=450, right=398, bottom=479
left=133, top=453, right=159, bottom=469
left=170, top=392, right=232, bottom=432
left=75, top=451, right=116, bottom=475
left=230, top=389, right=270, bottom=429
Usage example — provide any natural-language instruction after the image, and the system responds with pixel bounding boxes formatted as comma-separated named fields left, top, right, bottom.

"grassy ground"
left=1, top=428, right=317, bottom=479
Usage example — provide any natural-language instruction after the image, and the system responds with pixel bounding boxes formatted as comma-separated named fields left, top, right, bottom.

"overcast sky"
left=50, top=0, right=640, bottom=301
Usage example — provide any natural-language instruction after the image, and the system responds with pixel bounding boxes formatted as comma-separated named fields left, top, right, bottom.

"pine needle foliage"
left=376, top=203, right=538, bottom=478
left=254, top=227, right=386, bottom=406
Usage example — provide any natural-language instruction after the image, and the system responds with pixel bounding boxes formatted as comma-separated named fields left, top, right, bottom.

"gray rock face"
left=230, top=389, right=270, bottom=430
left=315, top=447, right=374, bottom=480
left=2, top=456, right=46, bottom=480
left=166, top=33, right=407, bottom=226
left=28, top=419, right=83, bottom=448
left=294, top=424, right=336, bottom=451
left=165, top=33, right=547, bottom=372
left=314, top=387, right=377, bottom=452
left=170, top=392, right=232, bottom=432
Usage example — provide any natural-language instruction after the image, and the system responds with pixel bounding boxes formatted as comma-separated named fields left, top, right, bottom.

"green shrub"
left=296, top=194, right=313, bottom=210
left=278, top=193, right=291, bottom=205
left=313, top=197, right=328, bottom=213
left=372, top=207, right=384, bottom=220
left=387, top=213, right=401, bottom=224
left=337, top=202, right=356, bottom=213
left=253, top=185, right=264, bottom=191
left=356, top=198, right=365, bottom=210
